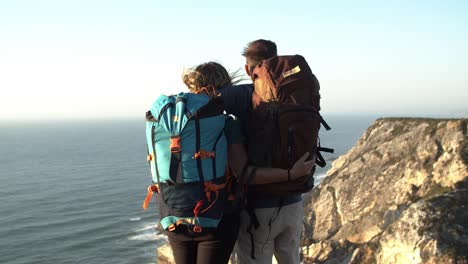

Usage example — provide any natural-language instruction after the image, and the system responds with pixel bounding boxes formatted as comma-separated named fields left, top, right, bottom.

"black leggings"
left=166, top=212, right=240, bottom=264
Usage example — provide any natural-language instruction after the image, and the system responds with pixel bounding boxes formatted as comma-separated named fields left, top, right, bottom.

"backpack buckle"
left=170, top=136, right=181, bottom=153
left=193, top=225, right=202, bottom=233
left=193, top=149, right=215, bottom=159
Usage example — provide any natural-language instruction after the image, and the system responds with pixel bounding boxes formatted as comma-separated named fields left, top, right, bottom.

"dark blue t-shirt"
left=220, top=84, right=302, bottom=208
left=218, top=84, right=253, bottom=137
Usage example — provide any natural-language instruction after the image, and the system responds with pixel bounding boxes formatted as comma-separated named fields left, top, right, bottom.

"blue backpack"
left=142, top=92, right=231, bottom=233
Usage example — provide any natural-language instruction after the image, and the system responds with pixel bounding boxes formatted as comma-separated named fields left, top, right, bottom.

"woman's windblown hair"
left=182, top=62, right=244, bottom=95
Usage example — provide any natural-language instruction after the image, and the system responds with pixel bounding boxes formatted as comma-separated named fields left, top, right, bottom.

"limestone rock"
left=157, top=244, right=175, bottom=264
left=302, top=118, right=468, bottom=263
left=301, top=239, right=358, bottom=264
left=376, top=182, right=468, bottom=264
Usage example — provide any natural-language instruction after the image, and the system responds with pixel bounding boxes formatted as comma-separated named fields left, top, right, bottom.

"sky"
left=0, top=0, right=467, bottom=120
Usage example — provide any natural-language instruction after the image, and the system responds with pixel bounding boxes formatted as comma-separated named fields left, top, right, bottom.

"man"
left=220, top=39, right=305, bottom=264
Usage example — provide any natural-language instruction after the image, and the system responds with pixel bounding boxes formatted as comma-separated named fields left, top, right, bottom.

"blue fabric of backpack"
left=145, top=92, right=229, bottom=231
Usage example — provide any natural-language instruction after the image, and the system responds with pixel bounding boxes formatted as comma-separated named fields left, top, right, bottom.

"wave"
left=135, top=223, right=158, bottom=233
left=128, top=232, right=167, bottom=243
left=129, top=222, right=167, bottom=247
left=315, top=173, right=326, bottom=179
left=314, top=173, right=327, bottom=185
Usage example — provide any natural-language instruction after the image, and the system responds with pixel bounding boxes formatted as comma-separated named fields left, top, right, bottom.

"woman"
left=158, top=62, right=314, bottom=264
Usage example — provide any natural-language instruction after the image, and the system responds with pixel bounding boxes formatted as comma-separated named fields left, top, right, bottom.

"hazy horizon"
left=1, top=0, right=467, bottom=120
left=0, top=111, right=465, bottom=123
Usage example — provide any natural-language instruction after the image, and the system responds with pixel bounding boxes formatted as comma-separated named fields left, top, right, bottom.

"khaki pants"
left=234, top=201, right=303, bottom=264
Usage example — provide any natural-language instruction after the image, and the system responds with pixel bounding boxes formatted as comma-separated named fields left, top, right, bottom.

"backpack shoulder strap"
left=196, top=96, right=224, bottom=118
left=320, top=114, right=332, bottom=131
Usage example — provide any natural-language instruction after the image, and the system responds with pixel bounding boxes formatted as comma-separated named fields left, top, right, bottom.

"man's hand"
left=289, top=152, right=315, bottom=180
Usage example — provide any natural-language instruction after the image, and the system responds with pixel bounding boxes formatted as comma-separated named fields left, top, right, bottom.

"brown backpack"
left=247, top=55, right=332, bottom=196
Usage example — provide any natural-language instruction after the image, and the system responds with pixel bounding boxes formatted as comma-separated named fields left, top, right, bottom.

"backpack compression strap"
left=315, top=136, right=334, bottom=168
left=191, top=97, right=225, bottom=184
left=142, top=184, right=160, bottom=210
left=169, top=136, right=183, bottom=183
left=315, top=115, right=333, bottom=167
left=320, top=114, right=331, bottom=131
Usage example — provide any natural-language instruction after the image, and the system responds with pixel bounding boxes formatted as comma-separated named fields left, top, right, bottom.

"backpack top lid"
left=252, top=55, right=321, bottom=108
left=150, top=92, right=211, bottom=119
left=149, top=92, right=223, bottom=134
left=253, top=55, right=314, bottom=85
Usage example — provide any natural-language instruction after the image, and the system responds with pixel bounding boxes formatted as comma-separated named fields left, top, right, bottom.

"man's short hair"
left=242, top=39, right=277, bottom=70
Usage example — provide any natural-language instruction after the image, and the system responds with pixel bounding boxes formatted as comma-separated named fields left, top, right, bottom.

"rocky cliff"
left=301, top=118, right=468, bottom=264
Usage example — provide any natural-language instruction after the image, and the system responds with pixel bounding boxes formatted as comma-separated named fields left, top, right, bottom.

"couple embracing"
left=144, top=39, right=330, bottom=264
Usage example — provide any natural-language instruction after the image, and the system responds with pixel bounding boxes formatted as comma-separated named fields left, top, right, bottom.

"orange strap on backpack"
left=191, top=200, right=204, bottom=233
left=142, top=184, right=159, bottom=210
left=192, top=149, right=215, bottom=159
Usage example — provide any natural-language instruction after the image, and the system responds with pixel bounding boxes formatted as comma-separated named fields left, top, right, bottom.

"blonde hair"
left=183, top=62, right=243, bottom=95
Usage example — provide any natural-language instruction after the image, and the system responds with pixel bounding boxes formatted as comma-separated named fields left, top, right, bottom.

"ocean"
left=0, top=115, right=376, bottom=264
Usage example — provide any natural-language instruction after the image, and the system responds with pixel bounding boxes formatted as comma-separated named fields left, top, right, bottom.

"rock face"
left=157, top=244, right=175, bottom=264
left=301, top=118, right=468, bottom=264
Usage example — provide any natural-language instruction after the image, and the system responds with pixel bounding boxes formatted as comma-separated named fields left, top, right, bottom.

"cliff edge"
left=301, top=118, right=468, bottom=264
